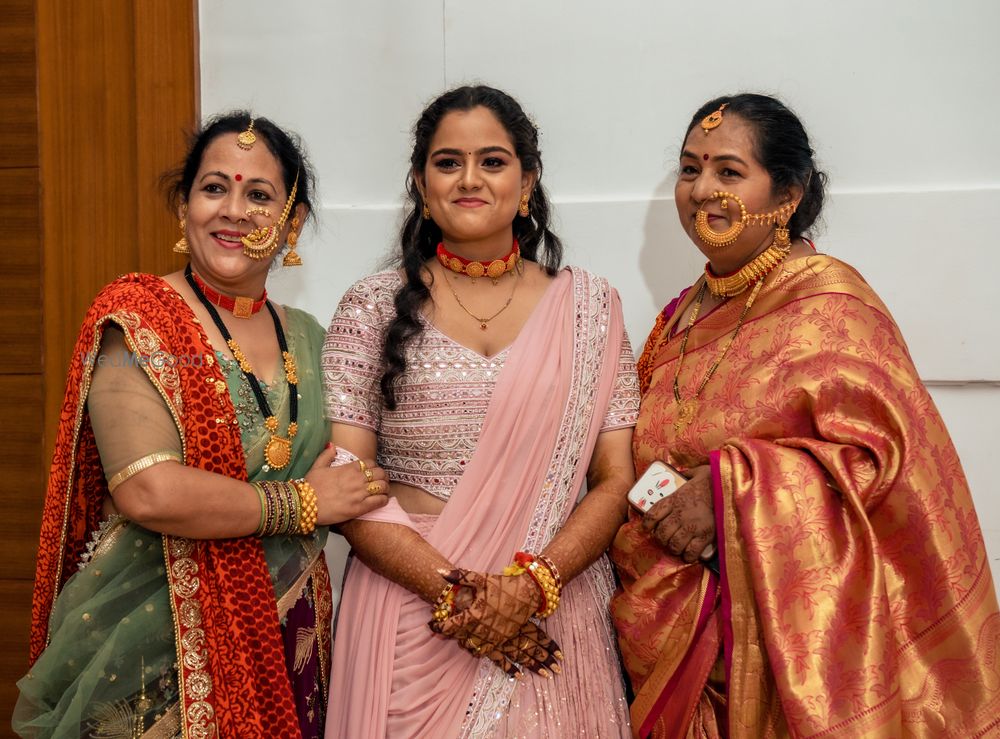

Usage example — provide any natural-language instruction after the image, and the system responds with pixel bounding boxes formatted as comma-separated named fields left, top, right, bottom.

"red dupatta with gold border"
left=612, top=255, right=1000, bottom=738
left=29, top=273, right=300, bottom=737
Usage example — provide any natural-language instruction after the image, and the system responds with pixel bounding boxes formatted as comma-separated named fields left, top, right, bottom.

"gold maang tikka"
left=237, top=118, right=257, bottom=150
left=241, top=172, right=299, bottom=260
left=701, top=103, right=728, bottom=134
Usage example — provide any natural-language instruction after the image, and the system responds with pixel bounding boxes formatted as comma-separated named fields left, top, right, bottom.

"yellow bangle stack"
left=252, top=479, right=318, bottom=537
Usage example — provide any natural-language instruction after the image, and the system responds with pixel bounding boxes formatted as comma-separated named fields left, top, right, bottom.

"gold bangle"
left=527, top=560, right=560, bottom=618
left=107, top=451, right=182, bottom=493
left=537, top=554, right=563, bottom=590
left=295, top=479, right=318, bottom=535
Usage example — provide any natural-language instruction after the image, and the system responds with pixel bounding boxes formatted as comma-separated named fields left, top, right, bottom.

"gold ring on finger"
left=366, top=481, right=382, bottom=495
left=358, top=459, right=367, bottom=474
left=363, top=467, right=374, bottom=483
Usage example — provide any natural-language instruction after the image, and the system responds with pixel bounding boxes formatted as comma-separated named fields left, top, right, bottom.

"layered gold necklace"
left=672, top=234, right=791, bottom=432
left=672, top=279, right=763, bottom=433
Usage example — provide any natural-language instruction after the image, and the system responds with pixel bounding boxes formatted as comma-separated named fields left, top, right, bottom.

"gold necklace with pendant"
left=186, top=266, right=298, bottom=470
left=672, top=278, right=764, bottom=433
left=445, top=269, right=519, bottom=330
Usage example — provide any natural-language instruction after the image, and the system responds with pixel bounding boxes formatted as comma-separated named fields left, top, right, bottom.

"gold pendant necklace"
left=445, top=270, right=519, bottom=330
left=672, top=278, right=765, bottom=433
left=185, top=266, right=299, bottom=470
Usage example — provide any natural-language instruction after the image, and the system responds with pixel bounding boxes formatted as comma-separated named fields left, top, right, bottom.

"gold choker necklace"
left=704, top=241, right=791, bottom=298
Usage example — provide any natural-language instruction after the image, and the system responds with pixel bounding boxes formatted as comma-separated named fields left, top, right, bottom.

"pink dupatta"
left=327, top=268, right=625, bottom=738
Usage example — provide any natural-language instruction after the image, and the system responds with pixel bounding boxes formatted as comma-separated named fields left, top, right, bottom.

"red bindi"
left=235, top=173, right=243, bottom=181
left=703, top=154, right=709, bottom=161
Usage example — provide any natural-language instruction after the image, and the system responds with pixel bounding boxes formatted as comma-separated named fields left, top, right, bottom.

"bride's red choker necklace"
left=190, top=270, right=267, bottom=319
left=436, top=240, right=522, bottom=284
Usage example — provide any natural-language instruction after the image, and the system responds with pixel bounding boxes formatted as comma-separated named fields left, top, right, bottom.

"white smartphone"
left=627, top=461, right=718, bottom=567
left=627, top=460, right=688, bottom=513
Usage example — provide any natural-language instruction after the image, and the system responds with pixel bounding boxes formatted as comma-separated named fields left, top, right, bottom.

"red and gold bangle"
left=432, top=582, right=461, bottom=622
left=537, top=554, right=562, bottom=590
left=512, top=552, right=561, bottom=618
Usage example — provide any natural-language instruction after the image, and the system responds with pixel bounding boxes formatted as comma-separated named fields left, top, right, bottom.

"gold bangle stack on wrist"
left=252, top=478, right=318, bottom=536
left=507, top=552, right=562, bottom=618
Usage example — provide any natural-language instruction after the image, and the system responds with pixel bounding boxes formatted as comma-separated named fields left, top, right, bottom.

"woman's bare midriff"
left=390, top=481, right=447, bottom=515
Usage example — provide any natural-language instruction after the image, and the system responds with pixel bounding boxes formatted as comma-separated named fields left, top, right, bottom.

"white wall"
left=200, top=0, right=1000, bottom=595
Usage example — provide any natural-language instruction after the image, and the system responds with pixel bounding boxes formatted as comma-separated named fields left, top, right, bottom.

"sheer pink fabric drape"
left=326, top=270, right=624, bottom=737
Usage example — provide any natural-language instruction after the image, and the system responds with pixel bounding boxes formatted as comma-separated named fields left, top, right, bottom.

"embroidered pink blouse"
left=322, top=270, right=639, bottom=501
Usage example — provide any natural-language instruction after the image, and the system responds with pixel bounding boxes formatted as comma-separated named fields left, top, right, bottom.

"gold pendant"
left=674, top=398, right=698, bottom=433
left=233, top=296, right=253, bottom=319
left=264, top=434, right=292, bottom=469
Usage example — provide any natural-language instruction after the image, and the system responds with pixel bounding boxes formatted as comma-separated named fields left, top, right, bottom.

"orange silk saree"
left=612, top=255, right=1000, bottom=738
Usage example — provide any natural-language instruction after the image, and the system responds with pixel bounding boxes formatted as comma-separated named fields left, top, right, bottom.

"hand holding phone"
left=628, top=461, right=718, bottom=571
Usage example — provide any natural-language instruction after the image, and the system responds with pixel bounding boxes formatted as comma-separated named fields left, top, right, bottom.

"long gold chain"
left=672, top=277, right=765, bottom=432
left=444, top=271, right=519, bottom=330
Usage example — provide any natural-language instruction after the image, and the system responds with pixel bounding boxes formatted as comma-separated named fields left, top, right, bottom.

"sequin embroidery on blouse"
left=322, top=271, right=639, bottom=502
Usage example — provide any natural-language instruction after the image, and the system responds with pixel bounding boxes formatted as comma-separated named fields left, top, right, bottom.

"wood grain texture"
left=0, top=169, right=42, bottom=375
left=0, top=376, right=44, bottom=582
left=0, top=1, right=198, bottom=731
left=37, top=0, right=198, bottom=457
left=0, top=0, right=38, bottom=168
left=134, top=0, right=201, bottom=276
left=0, top=580, right=35, bottom=723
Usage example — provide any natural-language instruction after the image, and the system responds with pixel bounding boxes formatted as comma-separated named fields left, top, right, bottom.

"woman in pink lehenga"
left=321, top=85, right=638, bottom=737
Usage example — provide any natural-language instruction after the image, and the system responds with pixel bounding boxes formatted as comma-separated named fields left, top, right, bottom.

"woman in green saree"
left=15, top=112, right=388, bottom=738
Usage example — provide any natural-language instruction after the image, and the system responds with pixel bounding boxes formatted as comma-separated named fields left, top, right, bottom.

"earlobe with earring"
left=518, top=193, right=530, bottom=218
left=282, top=215, right=302, bottom=267
left=173, top=206, right=190, bottom=254
left=422, top=203, right=431, bottom=220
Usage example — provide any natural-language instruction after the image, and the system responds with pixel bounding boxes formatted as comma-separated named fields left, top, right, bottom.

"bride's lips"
left=453, top=198, right=488, bottom=208
left=212, top=230, right=246, bottom=249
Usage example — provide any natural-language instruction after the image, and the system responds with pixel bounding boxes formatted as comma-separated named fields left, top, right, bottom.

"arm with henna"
left=537, top=427, right=635, bottom=582
left=429, top=427, right=634, bottom=675
left=333, top=423, right=560, bottom=677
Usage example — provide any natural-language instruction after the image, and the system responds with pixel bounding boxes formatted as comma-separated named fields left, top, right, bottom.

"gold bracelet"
left=295, top=479, right=318, bottom=534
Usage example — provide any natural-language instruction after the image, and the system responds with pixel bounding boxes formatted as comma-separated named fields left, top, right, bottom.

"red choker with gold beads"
left=436, top=241, right=522, bottom=283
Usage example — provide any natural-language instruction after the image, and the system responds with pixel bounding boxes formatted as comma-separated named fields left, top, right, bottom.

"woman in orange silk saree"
left=611, top=94, right=1000, bottom=738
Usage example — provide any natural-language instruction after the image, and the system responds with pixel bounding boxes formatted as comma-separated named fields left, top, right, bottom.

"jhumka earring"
left=746, top=201, right=797, bottom=248
left=237, top=119, right=257, bottom=150
left=701, top=103, right=728, bottom=135
left=422, top=204, right=431, bottom=220
left=694, top=191, right=748, bottom=247
left=173, top=207, right=190, bottom=254
left=283, top=215, right=302, bottom=267
left=518, top=193, right=530, bottom=218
